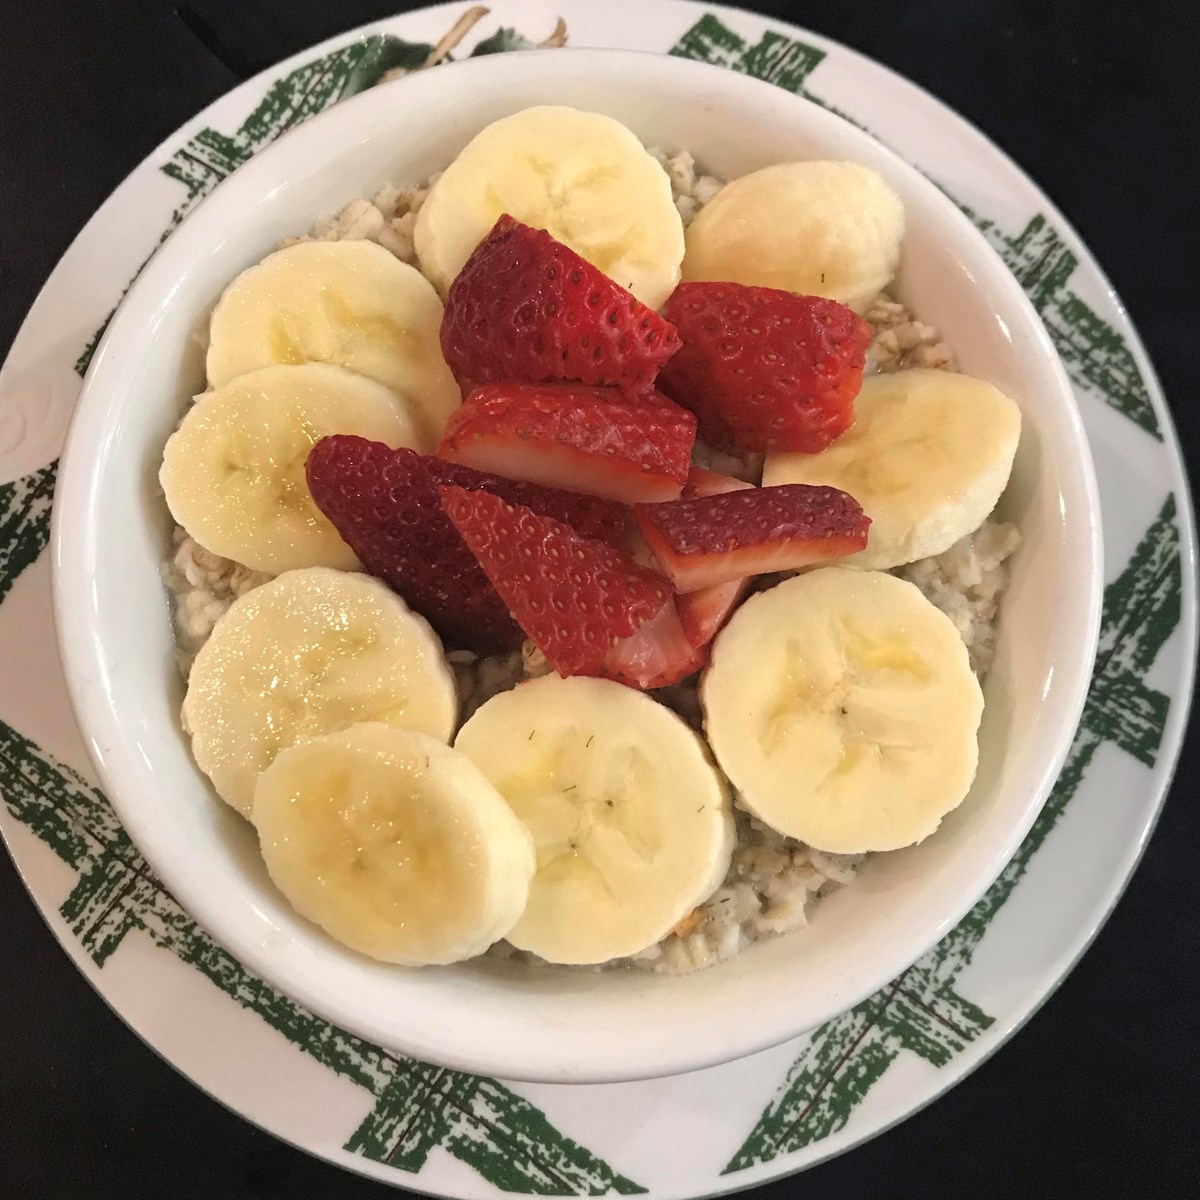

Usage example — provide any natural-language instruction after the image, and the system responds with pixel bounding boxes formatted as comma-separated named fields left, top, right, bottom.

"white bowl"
left=51, top=49, right=1102, bottom=1084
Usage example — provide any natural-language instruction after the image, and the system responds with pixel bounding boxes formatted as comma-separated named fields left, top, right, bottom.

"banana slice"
left=763, top=369, right=1021, bottom=571
left=702, top=568, right=983, bottom=854
left=160, top=363, right=420, bottom=575
left=682, top=161, right=904, bottom=313
left=205, top=240, right=461, bottom=445
left=253, top=724, right=535, bottom=965
left=183, top=568, right=457, bottom=817
left=414, top=106, right=685, bottom=309
left=454, top=675, right=733, bottom=965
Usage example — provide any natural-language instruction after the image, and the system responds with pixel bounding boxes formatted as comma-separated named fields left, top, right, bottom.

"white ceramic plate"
left=50, top=45, right=1101, bottom=1087
left=0, top=0, right=1193, bottom=1193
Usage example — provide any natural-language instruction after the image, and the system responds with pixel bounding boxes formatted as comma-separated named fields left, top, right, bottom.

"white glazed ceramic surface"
left=0, top=1, right=1191, bottom=1193
left=50, top=47, right=1100, bottom=1084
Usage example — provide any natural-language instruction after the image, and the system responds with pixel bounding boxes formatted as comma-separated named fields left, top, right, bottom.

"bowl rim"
left=50, top=46, right=1103, bottom=1083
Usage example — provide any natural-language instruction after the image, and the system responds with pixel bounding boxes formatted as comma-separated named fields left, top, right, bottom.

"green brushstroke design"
left=74, top=33, right=432, bottom=378
left=670, top=12, right=1161, bottom=438
left=0, top=462, right=56, bottom=607
left=724, top=495, right=1181, bottom=1169
left=472, top=27, right=539, bottom=55
left=0, top=719, right=643, bottom=1193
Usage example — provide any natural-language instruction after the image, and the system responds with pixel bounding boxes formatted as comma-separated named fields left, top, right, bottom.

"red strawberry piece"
left=305, top=436, right=630, bottom=653
left=674, top=466, right=756, bottom=647
left=609, top=518, right=716, bottom=674
left=676, top=578, right=750, bottom=650
left=439, top=486, right=671, bottom=678
left=659, top=283, right=871, bottom=455
left=634, top=484, right=870, bottom=593
left=602, top=601, right=705, bottom=691
left=437, top=382, right=697, bottom=504
left=616, top=465, right=756, bottom=653
left=440, top=215, right=681, bottom=394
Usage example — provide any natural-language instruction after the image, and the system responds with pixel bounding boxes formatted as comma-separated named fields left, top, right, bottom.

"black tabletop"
left=3, top=2, right=1198, bottom=1196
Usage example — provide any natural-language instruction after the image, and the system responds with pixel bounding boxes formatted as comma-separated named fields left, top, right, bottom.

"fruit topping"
left=702, top=568, right=982, bottom=854
left=454, top=675, right=733, bottom=965
left=439, top=485, right=671, bottom=678
left=440, top=215, right=681, bottom=394
left=659, top=283, right=870, bottom=456
left=673, top=466, right=756, bottom=649
left=680, top=160, right=904, bottom=314
left=255, top=725, right=534, bottom=965
left=306, top=436, right=629, bottom=652
left=205, top=239, right=461, bottom=446
left=600, top=598, right=706, bottom=691
left=438, top=382, right=696, bottom=504
left=415, top=105, right=685, bottom=308
left=762, top=368, right=1021, bottom=571
left=182, top=568, right=457, bottom=817
left=634, top=483, right=870, bottom=592
left=160, top=364, right=421, bottom=576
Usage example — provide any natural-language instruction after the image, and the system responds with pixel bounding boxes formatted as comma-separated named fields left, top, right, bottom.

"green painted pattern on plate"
left=0, top=718, right=644, bottom=1194
left=9, top=35, right=434, bottom=610
left=0, top=461, right=56, bottom=606
left=724, top=494, right=1181, bottom=1170
left=671, top=12, right=1161, bottom=438
left=73, top=33, right=433, bottom=380
left=963, top=210, right=1160, bottom=438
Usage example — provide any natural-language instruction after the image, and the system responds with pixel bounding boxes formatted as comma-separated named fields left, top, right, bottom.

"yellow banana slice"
left=702, top=568, right=983, bottom=853
left=414, top=106, right=685, bottom=308
left=205, top=240, right=461, bottom=445
left=161, top=362, right=420, bottom=575
left=682, top=160, right=904, bottom=313
left=763, top=369, right=1021, bottom=570
left=183, top=567, right=457, bottom=817
left=455, top=675, right=733, bottom=965
left=254, top=724, right=534, bottom=965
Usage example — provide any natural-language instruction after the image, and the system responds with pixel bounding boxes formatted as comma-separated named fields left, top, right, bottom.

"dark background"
left=2, top=1, right=1198, bottom=1196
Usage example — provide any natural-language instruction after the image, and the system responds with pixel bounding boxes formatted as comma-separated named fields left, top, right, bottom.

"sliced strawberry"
left=606, top=517, right=717, bottom=677
left=439, top=486, right=671, bottom=678
left=306, top=436, right=630, bottom=652
left=440, top=215, right=681, bottom=394
left=634, top=484, right=870, bottom=593
left=674, top=466, right=756, bottom=647
left=437, top=382, right=696, bottom=504
left=659, top=283, right=871, bottom=455
left=676, top=578, right=750, bottom=649
left=602, top=601, right=705, bottom=691
left=620, top=466, right=756, bottom=649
